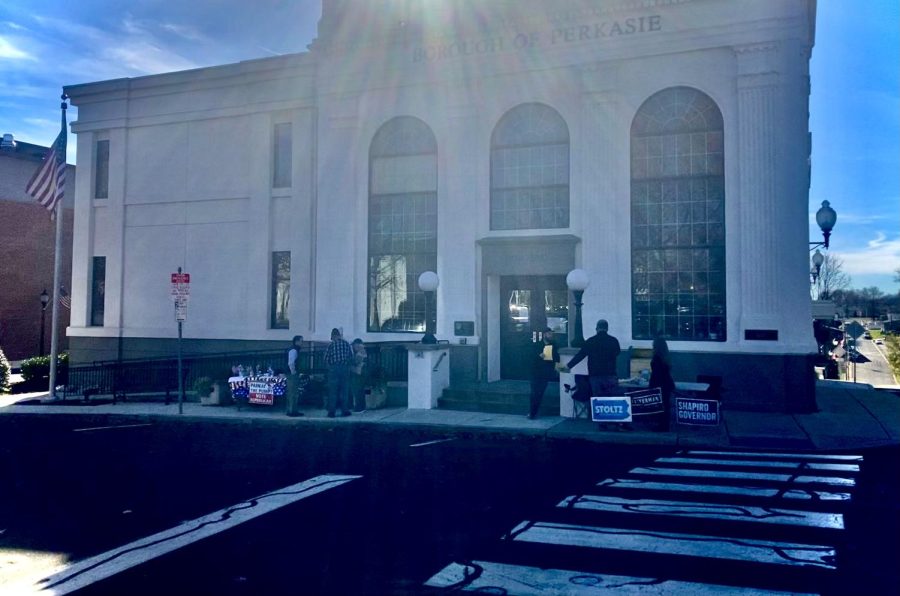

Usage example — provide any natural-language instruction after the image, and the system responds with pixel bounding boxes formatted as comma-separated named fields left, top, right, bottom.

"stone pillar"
left=406, top=344, right=450, bottom=409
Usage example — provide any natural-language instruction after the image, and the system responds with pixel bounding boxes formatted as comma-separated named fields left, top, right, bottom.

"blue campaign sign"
left=626, top=388, right=664, bottom=416
left=676, top=397, right=720, bottom=426
left=590, top=397, right=633, bottom=422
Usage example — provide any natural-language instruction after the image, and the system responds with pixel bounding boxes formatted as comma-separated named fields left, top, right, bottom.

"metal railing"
left=63, top=341, right=411, bottom=400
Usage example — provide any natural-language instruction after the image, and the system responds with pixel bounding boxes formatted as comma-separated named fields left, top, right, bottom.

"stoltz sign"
left=590, top=397, right=632, bottom=423
left=626, top=388, right=664, bottom=416
left=676, top=397, right=720, bottom=426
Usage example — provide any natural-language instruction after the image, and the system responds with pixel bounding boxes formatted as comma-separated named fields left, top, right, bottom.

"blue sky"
left=1, top=1, right=897, bottom=292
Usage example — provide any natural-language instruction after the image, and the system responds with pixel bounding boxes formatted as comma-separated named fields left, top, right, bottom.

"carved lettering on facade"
left=413, top=15, right=662, bottom=63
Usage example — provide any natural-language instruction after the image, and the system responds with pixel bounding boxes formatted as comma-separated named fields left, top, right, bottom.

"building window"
left=90, top=256, right=106, bottom=327
left=271, top=251, right=290, bottom=329
left=630, top=87, right=726, bottom=341
left=490, top=103, right=569, bottom=230
left=367, top=116, right=437, bottom=332
left=94, top=140, right=109, bottom=199
left=273, top=122, right=292, bottom=188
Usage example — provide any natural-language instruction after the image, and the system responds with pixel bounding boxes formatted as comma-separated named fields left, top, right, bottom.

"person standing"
left=350, top=338, right=368, bottom=413
left=285, top=335, right=305, bottom=417
left=649, top=336, right=675, bottom=431
left=566, top=319, right=621, bottom=397
left=528, top=328, right=560, bottom=419
left=325, top=328, right=354, bottom=417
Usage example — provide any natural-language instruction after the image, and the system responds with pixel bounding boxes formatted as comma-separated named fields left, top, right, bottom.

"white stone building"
left=65, top=0, right=819, bottom=411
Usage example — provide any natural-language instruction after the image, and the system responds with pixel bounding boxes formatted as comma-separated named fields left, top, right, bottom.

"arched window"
left=490, top=103, right=569, bottom=230
left=368, top=117, right=438, bottom=332
left=630, top=87, right=726, bottom=341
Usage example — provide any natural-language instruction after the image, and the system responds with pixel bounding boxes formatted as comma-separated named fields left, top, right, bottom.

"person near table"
left=285, top=335, right=305, bottom=417
left=649, top=336, right=675, bottom=431
left=350, top=338, right=368, bottom=413
left=566, top=319, right=621, bottom=396
left=325, top=328, right=354, bottom=417
left=528, top=327, right=560, bottom=420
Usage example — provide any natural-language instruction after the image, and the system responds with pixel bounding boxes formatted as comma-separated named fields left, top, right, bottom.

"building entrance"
left=499, top=275, right=568, bottom=380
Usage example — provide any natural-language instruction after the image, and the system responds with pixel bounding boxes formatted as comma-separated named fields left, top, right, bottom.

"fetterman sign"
left=413, top=15, right=662, bottom=62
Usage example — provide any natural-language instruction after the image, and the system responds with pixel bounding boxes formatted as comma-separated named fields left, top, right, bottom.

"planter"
left=366, top=386, right=387, bottom=410
left=200, top=383, right=231, bottom=406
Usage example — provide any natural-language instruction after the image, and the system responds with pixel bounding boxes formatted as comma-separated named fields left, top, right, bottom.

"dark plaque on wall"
left=454, top=321, right=475, bottom=336
left=744, top=329, right=778, bottom=341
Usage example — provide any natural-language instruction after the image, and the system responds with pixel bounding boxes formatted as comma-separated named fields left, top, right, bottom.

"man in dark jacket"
left=566, top=319, right=621, bottom=397
left=528, top=328, right=560, bottom=419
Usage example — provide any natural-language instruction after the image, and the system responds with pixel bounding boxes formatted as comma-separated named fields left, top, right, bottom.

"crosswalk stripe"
left=685, top=450, right=863, bottom=462
left=425, top=560, right=816, bottom=594
left=629, top=467, right=856, bottom=487
left=508, top=521, right=837, bottom=569
left=558, top=495, right=845, bottom=529
left=657, top=457, right=860, bottom=473
left=595, top=478, right=852, bottom=501
left=15, top=474, right=361, bottom=595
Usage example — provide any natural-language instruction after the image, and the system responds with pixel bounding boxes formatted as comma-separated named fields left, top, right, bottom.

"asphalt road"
left=0, top=415, right=897, bottom=595
left=852, top=336, right=897, bottom=387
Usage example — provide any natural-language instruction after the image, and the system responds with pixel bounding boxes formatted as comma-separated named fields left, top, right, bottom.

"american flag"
left=25, top=129, right=67, bottom=213
left=58, top=286, right=71, bottom=310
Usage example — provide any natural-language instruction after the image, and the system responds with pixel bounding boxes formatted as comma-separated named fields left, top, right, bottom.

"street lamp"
left=810, top=249, right=824, bottom=284
left=566, top=269, right=589, bottom=348
left=810, top=200, right=837, bottom=250
left=417, top=270, right=439, bottom=336
left=39, top=289, right=50, bottom=356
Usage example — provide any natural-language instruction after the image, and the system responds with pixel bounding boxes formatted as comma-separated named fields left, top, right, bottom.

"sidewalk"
left=1, top=380, right=897, bottom=451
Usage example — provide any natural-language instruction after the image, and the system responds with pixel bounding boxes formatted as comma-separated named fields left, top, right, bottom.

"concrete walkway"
left=1, top=380, right=897, bottom=451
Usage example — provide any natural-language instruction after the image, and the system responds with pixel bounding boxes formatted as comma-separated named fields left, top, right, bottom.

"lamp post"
left=810, top=200, right=837, bottom=250
left=810, top=249, right=824, bottom=284
left=566, top=269, right=589, bottom=348
left=417, top=270, right=439, bottom=336
left=39, top=289, right=50, bottom=356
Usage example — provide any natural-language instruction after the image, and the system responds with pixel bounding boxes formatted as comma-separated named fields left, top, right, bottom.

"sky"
left=1, top=0, right=897, bottom=293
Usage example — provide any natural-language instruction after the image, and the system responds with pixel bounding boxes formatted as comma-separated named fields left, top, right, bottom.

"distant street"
left=852, top=336, right=897, bottom=387
left=0, top=415, right=897, bottom=595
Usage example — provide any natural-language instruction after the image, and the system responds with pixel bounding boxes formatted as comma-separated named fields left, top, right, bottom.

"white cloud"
left=0, top=35, right=33, bottom=60
left=835, top=233, right=900, bottom=277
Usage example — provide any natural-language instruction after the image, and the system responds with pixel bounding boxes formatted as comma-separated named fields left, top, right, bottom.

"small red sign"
left=171, top=273, right=190, bottom=284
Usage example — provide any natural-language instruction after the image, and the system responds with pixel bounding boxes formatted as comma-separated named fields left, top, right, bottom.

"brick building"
left=0, top=134, right=73, bottom=361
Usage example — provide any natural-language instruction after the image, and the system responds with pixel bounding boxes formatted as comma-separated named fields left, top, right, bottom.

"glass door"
left=500, top=276, right=568, bottom=380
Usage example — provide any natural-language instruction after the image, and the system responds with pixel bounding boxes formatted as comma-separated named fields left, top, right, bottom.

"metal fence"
left=63, top=341, right=411, bottom=400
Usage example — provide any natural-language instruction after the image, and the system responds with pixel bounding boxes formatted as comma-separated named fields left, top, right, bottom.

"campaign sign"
left=626, top=388, right=664, bottom=416
left=590, top=397, right=632, bottom=422
left=248, top=380, right=275, bottom=405
left=676, top=397, right=720, bottom=426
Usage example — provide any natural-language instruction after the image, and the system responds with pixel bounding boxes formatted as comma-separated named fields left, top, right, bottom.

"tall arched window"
left=368, top=117, right=438, bottom=332
left=630, top=87, right=725, bottom=341
left=490, top=103, right=569, bottom=230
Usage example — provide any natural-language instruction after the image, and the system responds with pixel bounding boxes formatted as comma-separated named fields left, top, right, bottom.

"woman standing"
left=649, top=336, right=675, bottom=431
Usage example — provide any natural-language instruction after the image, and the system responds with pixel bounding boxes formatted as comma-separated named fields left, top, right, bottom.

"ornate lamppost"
left=417, top=270, right=439, bottom=337
left=39, top=289, right=50, bottom=356
left=566, top=269, right=589, bottom=347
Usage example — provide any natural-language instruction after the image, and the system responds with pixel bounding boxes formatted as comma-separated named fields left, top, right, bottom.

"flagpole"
left=47, top=93, right=68, bottom=400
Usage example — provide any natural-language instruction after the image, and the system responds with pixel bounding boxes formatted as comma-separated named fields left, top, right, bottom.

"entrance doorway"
left=500, top=275, right=568, bottom=380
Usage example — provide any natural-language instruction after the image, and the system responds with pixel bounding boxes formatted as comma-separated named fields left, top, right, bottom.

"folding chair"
left=568, top=375, right=592, bottom=419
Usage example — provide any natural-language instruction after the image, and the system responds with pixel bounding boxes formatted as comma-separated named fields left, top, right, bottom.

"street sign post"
left=590, top=396, right=633, bottom=422
left=171, top=268, right=190, bottom=414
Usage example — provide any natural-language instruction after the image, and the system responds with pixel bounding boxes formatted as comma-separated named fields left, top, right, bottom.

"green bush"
left=20, top=353, right=69, bottom=382
left=192, top=376, right=214, bottom=396
left=885, top=335, right=900, bottom=382
left=0, top=348, right=10, bottom=394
